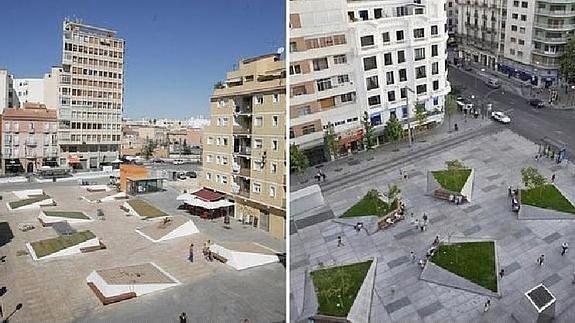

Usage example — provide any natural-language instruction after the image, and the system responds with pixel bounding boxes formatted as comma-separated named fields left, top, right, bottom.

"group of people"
left=412, top=213, right=429, bottom=232
left=508, top=186, right=520, bottom=212
left=315, top=169, right=326, bottom=182
left=413, top=235, right=441, bottom=269
left=188, top=240, right=215, bottom=263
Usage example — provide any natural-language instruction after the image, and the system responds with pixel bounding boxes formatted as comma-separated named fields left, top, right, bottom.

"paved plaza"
left=0, top=181, right=285, bottom=322
left=291, top=129, right=575, bottom=322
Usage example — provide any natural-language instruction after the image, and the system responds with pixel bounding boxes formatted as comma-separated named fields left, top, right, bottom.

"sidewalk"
left=291, top=110, right=492, bottom=192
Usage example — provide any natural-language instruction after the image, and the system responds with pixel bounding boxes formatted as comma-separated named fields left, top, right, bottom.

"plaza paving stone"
left=291, top=129, right=575, bottom=322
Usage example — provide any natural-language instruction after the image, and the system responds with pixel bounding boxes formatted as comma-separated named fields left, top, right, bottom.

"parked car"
left=464, top=64, right=473, bottom=71
left=529, top=98, right=545, bottom=109
left=173, top=159, right=185, bottom=165
left=486, top=78, right=501, bottom=89
left=491, top=111, right=511, bottom=124
left=177, top=172, right=187, bottom=180
left=185, top=171, right=197, bottom=178
left=152, top=158, right=165, bottom=163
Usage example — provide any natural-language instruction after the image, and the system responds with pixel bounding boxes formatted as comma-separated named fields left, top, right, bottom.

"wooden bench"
left=211, top=252, right=228, bottom=263
left=80, top=241, right=107, bottom=253
left=433, top=189, right=452, bottom=201
left=87, top=282, right=136, bottom=305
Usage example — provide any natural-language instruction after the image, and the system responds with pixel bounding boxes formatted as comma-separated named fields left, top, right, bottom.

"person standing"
left=499, top=269, right=505, bottom=278
left=179, top=312, right=187, bottom=323
left=537, top=254, right=545, bottom=266
left=508, top=186, right=512, bottom=197
left=188, top=243, right=194, bottom=263
left=484, top=300, right=491, bottom=312
left=320, top=170, right=326, bottom=182
left=551, top=173, right=556, bottom=183
left=337, top=236, right=343, bottom=247
left=561, top=242, right=569, bottom=256
left=410, top=251, right=416, bottom=262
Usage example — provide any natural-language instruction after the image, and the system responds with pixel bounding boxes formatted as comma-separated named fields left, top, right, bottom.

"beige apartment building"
left=58, top=20, right=125, bottom=169
left=200, top=53, right=286, bottom=239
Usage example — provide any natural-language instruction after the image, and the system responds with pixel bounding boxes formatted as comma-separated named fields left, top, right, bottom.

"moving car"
left=491, top=111, right=511, bottom=124
left=172, top=159, right=185, bottom=165
left=185, top=171, right=197, bottom=178
left=486, top=78, right=501, bottom=89
left=529, top=98, right=545, bottom=109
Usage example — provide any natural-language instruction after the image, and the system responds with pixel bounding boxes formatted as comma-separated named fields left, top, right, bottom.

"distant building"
left=2, top=103, right=58, bottom=174
left=200, top=53, right=287, bottom=239
left=0, top=69, right=17, bottom=110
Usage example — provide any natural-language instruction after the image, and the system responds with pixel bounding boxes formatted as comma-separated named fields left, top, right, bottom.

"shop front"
left=177, top=188, right=234, bottom=220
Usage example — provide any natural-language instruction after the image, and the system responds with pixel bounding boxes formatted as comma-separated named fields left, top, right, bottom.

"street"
left=449, top=67, right=575, bottom=160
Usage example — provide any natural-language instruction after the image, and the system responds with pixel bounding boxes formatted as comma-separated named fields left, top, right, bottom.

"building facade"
left=0, top=69, right=17, bottom=111
left=200, top=54, right=286, bottom=239
left=456, top=0, right=575, bottom=87
left=58, top=20, right=125, bottom=169
left=2, top=103, right=58, bottom=174
left=290, top=0, right=450, bottom=163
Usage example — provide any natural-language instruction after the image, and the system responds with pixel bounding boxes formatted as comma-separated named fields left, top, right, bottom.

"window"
left=384, top=53, right=392, bottom=65
left=217, top=99, right=225, bottom=107
left=253, top=183, right=261, bottom=194
left=416, top=84, right=427, bottom=94
left=432, top=62, right=439, bottom=75
left=510, top=37, right=516, bottom=43
left=400, top=87, right=407, bottom=99
left=414, top=28, right=425, bottom=38
left=289, top=65, right=301, bottom=75
left=510, top=48, right=516, bottom=55
left=360, top=35, right=375, bottom=47
left=221, top=176, right=227, bottom=185
left=313, top=58, right=329, bottom=71
left=298, top=106, right=312, bottom=116
left=317, top=78, right=332, bottom=91
left=513, top=0, right=519, bottom=7
left=206, top=155, right=213, bottom=163
left=255, top=95, right=263, bottom=104
left=366, top=76, right=379, bottom=90
left=255, top=116, right=263, bottom=127
left=399, top=69, right=407, bottom=82
left=272, top=139, right=279, bottom=151
left=521, top=14, right=526, bottom=21
left=272, top=115, right=279, bottom=127
left=416, top=66, right=426, bottom=79
left=517, top=51, right=523, bottom=58
left=511, top=25, right=517, bottom=31
left=363, top=56, right=377, bottom=70
left=207, top=137, right=213, bottom=145
left=433, top=97, right=439, bottom=105
left=334, top=54, right=347, bottom=64
left=359, top=10, right=368, bottom=20
left=396, top=30, right=404, bottom=41
left=431, top=25, right=438, bottom=35
left=519, top=27, right=525, bottom=34
left=206, top=172, right=212, bottom=181
left=272, top=93, right=280, bottom=103
left=518, top=39, right=525, bottom=45
left=254, top=138, right=263, bottom=148
left=432, top=45, right=438, bottom=57
left=368, top=95, right=381, bottom=106
left=269, top=186, right=276, bottom=198
left=415, top=48, right=425, bottom=61
left=270, top=162, right=278, bottom=174
left=386, top=71, right=395, bottom=85
left=433, top=80, right=439, bottom=90
left=341, top=92, right=354, bottom=103
left=382, top=32, right=390, bottom=43
left=398, top=50, right=405, bottom=63
left=292, top=85, right=307, bottom=96
left=521, top=1, right=528, bottom=8
left=301, top=124, right=316, bottom=135
left=512, top=13, right=518, bottom=19
left=387, top=91, right=396, bottom=102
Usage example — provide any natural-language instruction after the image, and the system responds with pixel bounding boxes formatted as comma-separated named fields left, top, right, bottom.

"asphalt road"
left=449, top=67, right=575, bottom=159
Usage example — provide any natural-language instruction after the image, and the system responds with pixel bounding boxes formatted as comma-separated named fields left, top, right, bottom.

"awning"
left=68, top=155, right=81, bottom=164
left=183, top=197, right=234, bottom=210
left=191, top=188, right=225, bottom=202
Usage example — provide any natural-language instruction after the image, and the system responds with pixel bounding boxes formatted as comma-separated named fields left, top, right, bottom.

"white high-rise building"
left=290, top=0, right=451, bottom=163
left=58, top=20, right=125, bottom=169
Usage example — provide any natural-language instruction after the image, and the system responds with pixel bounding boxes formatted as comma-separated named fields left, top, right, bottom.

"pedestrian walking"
left=561, top=242, right=569, bottom=256
left=179, top=312, right=187, bottom=323
left=572, top=270, right=575, bottom=284
left=551, top=173, right=556, bottom=183
left=320, top=170, right=326, bottom=182
left=188, top=243, right=194, bottom=263
left=403, top=171, right=408, bottom=180
left=508, top=186, right=512, bottom=197
left=410, top=251, right=416, bottom=262
left=537, top=254, right=545, bottom=266
left=315, top=170, right=321, bottom=183
left=337, top=236, right=343, bottom=247
left=484, top=300, right=491, bottom=312
left=499, top=269, right=505, bottom=278
left=422, top=213, right=428, bottom=223
left=433, top=235, right=440, bottom=246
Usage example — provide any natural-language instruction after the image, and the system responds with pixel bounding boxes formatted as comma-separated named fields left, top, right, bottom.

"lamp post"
left=404, top=86, right=416, bottom=146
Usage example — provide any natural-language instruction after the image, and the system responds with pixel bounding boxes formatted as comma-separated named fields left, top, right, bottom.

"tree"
left=445, top=159, right=466, bottom=171
left=386, top=116, right=403, bottom=150
left=446, top=95, right=458, bottom=131
left=387, top=183, right=401, bottom=202
left=559, top=38, right=575, bottom=84
left=415, top=102, right=427, bottom=138
left=362, top=111, right=375, bottom=150
left=290, top=144, right=309, bottom=183
left=521, top=166, right=547, bottom=194
left=325, top=122, right=339, bottom=160
left=141, top=140, right=158, bottom=160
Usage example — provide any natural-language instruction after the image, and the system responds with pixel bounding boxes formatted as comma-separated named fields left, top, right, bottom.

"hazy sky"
left=0, top=0, right=285, bottom=118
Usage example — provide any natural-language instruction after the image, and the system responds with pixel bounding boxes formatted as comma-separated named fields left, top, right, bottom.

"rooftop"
left=2, top=103, right=57, bottom=121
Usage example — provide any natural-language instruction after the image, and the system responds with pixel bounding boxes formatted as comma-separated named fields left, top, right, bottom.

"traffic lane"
left=449, top=67, right=575, bottom=157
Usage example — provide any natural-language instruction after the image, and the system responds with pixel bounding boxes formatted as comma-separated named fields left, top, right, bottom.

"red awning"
left=68, top=155, right=81, bottom=164
left=193, top=188, right=224, bottom=202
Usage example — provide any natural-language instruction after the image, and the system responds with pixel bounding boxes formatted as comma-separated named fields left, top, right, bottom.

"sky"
left=0, top=0, right=285, bottom=118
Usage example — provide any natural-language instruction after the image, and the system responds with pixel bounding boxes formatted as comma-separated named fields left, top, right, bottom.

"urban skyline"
left=0, top=0, right=285, bottom=118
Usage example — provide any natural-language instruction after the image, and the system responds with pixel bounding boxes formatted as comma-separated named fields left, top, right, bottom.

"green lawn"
left=9, top=195, right=51, bottom=209
left=521, top=184, right=575, bottom=214
left=44, top=211, right=89, bottom=219
left=431, top=241, right=497, bottom=292
left=432, top=169, right=472, bottom=193
left=310, top=260, right=372, bottom=317
left=30, top=231, right=96, bottom=258
left=127, top=199, right=169, bottom=218
left=341, top=193, right=398, bottom=218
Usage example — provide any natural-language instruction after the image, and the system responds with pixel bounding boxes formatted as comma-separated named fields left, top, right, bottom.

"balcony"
left=237, top=167, right=251, bottom=178
left=534, top=21, right=575, bottom=30
left=536, top=9, right=575, bottom=17
left=25, top=139, right=38, bottom=146
left=234, top=105, right=252, bottom=115
left=532, top=48, right=564, bottom=57
left=533, top=34, right=571, bottom=44
left=233, top=126, right=252, bottom=135
left=236, top=189, right=250, bottom=199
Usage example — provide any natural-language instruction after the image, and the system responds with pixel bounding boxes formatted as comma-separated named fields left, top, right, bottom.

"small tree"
left=559, top=37, right=575, bottom=84
left=141, top=140, right=157, bottom=160
left=445, top=159, right=466, bottom=171
left=325, top=122, right=339, bottom=160
left=387, top=183, right=401, bottom=202
left=521, top=166, right=547, bottom=198
left=386, top=116, right=403, bottom=150
left=446, top=95, right=458, bottom=131
left=415, top=103, right=427, bottom=138
left=362, top=111, right=375, bottom=150
left=290, top=144, right=309, bottom=183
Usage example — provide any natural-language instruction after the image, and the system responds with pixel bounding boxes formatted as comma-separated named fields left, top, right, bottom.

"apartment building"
left=447, top=0, right=459, bottom=35
left=58, top=20, right=125, bottom=169
left=200, top=53, right=286, bottom=239
left=2, top=103, right=58, bottom=174
left=290, top=0, right=450, bottom=163
left=456, top=0, right=575, bottom=87
left=0, top=69, right=17, bottom=111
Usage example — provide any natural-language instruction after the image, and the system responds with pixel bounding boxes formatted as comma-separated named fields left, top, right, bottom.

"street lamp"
left=404, top=86, right=416, bottom=146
